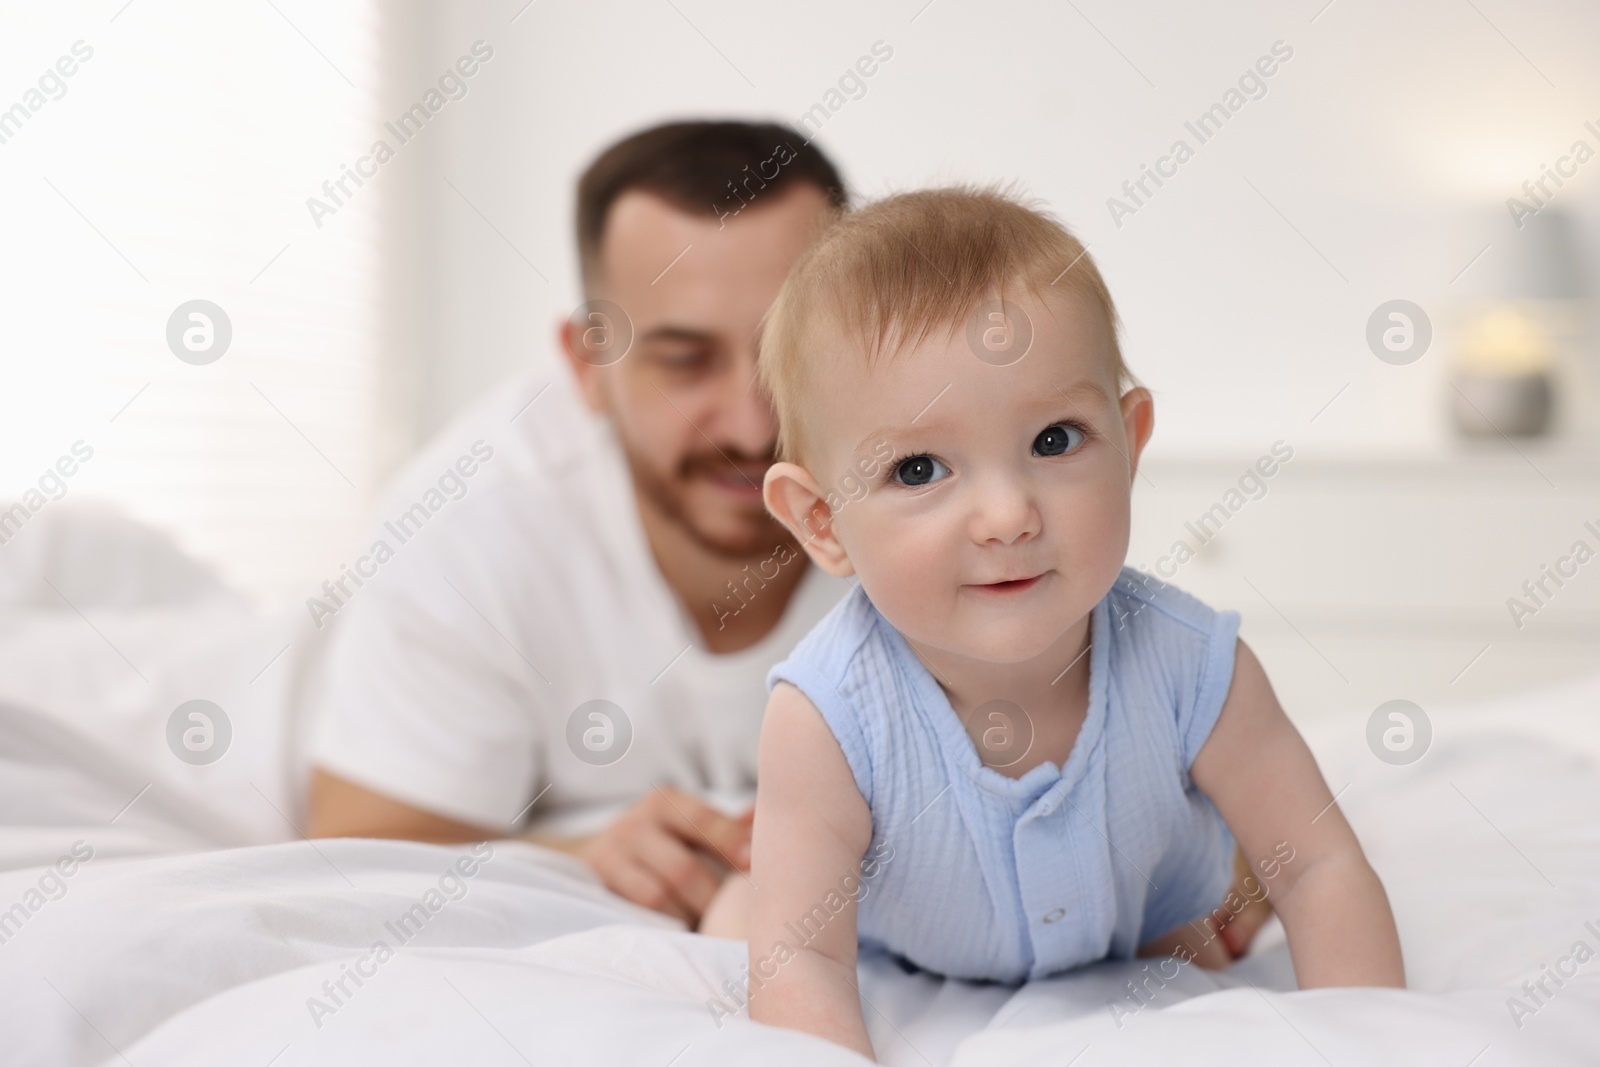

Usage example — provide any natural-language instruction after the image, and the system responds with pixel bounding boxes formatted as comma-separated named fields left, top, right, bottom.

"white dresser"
left=1129, top=449, right=1600, bottom=728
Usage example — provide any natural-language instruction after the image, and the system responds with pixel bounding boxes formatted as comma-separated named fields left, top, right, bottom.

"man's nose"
left=708, top=351, right=777, bottom=458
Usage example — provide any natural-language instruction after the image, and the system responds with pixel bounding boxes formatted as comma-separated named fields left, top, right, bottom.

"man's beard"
left=619, top=440, right=793, bottom=560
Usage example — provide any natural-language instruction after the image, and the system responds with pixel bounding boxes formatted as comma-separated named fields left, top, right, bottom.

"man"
left=308, top=121, right=849, bottom=925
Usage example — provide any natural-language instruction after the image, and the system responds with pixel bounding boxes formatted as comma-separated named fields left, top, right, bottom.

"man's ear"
left=764, top=461, right=855, bottom=579
left=558, top=315, right=608, bottom=415
left=1119, top=386, right=1155, bottom=485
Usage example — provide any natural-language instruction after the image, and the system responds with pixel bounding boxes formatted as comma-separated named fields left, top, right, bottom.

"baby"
left=707, top=186, right=1404, bottom=1059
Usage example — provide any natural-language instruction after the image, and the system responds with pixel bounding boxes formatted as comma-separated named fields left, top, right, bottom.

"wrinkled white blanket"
left=1, top=506, right=1597, bottom=1065
left=2, top=685, right=1596, bottom=1066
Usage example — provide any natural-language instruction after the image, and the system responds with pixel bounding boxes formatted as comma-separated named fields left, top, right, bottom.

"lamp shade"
left=1455, top=206, right=1588, bottom=301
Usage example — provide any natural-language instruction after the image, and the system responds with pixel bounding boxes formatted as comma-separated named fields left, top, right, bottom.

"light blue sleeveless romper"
left=766, top=566, right=1241, bottom=984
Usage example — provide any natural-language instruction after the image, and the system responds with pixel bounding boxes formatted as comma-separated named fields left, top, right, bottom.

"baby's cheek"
left=852, top=522, right=952, bottom=622
left=1059, top=485, right=1130, bottom=572
left=1085, top=513, right=1131, bottom=579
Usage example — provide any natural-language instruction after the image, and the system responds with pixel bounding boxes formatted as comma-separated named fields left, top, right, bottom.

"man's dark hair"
left=575, top=120, right=848, bottom=287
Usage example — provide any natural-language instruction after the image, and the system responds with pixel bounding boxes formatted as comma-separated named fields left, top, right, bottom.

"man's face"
left=565, top=184, right=834, bottom=558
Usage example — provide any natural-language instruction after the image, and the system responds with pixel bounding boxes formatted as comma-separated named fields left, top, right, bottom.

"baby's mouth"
left=967, top=572, right=1048, bottom=596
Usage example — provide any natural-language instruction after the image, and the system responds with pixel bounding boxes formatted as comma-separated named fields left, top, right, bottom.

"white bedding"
left=1, top=506, right=1598, bottom=1065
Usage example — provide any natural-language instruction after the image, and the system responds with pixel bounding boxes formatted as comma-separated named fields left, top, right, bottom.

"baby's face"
left=797, top=287, right=1148, bottom=665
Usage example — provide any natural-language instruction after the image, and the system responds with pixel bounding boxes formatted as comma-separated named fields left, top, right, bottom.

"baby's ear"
left=763, top=462, right=855, bottom=579
left=1119, top=385, right=1155, bottom=482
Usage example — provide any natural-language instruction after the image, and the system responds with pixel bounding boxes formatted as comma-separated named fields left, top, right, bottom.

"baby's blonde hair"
left=758, top=184, right=1129, bottom=466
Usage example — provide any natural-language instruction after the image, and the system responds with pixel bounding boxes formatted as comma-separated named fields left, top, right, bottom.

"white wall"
left=8, top=1, right=1596, bottom=611
left=0, top=1, right=393, bottom=606
left=378, top=0, right=1600, bottom=721
left=399, top=0, right=1600, bottom=460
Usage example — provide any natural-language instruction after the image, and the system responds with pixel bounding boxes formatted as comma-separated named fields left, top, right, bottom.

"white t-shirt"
left=308, top=367, right=849, bottom=834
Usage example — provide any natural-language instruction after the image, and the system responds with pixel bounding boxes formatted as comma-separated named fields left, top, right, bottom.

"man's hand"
left=310, top=770, right=754, bottom=927
left=542, top=788, right=753, bottom=926
left=309, top=769, right=496, bottom=842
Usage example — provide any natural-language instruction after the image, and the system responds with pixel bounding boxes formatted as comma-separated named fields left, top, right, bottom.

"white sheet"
left=2, top=506, right=1598, bottom=1065
left=0, top=678, right=1592, bottom=1066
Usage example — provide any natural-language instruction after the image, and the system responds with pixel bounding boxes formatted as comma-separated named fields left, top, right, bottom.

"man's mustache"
left=680, top=451, right=775, bottom=484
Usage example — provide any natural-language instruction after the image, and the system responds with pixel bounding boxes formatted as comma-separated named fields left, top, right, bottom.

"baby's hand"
left=746, top=683, right=877, bottom=1059
left=697, top=871, right=752, bottom=939
left=1191, top=640, right=1405, bottom=988
left=1138, top=845, right=1277, bottom=970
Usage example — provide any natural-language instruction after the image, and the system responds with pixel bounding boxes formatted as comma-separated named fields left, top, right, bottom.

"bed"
left=1, top=505, right=1596, bottom=1065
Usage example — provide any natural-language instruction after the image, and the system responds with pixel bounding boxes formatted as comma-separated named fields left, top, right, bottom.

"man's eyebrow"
left=853, top=378, right=1111, bottom=456
left=635, top=325, right=715, bottom=345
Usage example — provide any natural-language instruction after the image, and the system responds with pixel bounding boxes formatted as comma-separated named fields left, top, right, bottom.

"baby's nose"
left=968, top=476, right=1041, bottom=545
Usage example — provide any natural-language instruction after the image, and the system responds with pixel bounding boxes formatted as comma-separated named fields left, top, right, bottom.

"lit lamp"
left=1451, top=207, right=1588, bottom=439
left=1452, top=306, right=1553, bottom=436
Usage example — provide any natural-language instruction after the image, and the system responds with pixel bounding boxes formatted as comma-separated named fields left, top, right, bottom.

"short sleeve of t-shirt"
left=310, top=503, right=550, bottom=832
left=308, top=369, right=854, bottom=834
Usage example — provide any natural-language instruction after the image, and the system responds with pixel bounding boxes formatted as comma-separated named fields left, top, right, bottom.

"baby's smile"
left=746, top=188, right=1407, bottom=1056
left=964, top=571, right=1050, bottom=596
left=785, top=283, right=1144, bottom=677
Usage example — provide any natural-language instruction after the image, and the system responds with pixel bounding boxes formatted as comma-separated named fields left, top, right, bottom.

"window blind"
left=0, top=0, right=391, bottom=606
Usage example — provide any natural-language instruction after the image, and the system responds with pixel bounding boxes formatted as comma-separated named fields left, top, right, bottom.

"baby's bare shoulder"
left=756, top=683, right=872, bottom=867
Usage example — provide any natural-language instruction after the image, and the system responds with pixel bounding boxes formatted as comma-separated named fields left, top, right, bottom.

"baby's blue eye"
left=894, top=455, right=949, bottom=487
left=1033, top=423, right=1084, bottom=457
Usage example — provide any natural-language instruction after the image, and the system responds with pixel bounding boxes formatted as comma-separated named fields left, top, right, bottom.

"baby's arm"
left=748, top=682, right=876, bottom=1058
left=1191, top=639, right=1405, bottom=988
